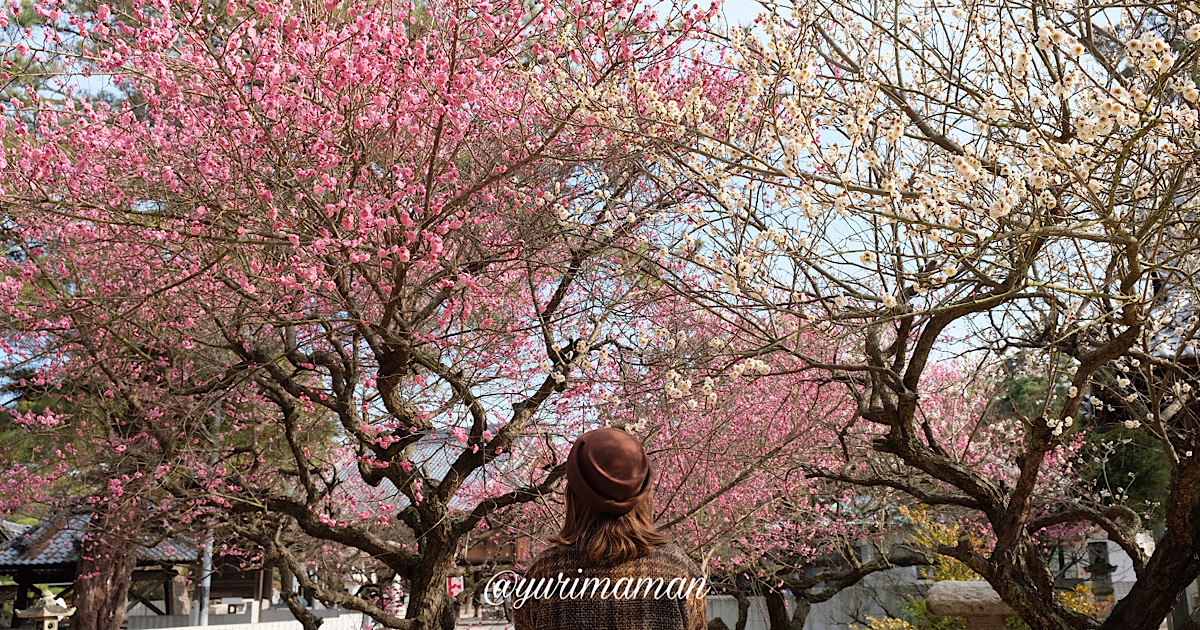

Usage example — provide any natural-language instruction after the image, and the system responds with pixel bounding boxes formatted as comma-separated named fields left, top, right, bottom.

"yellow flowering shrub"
left=898, top=505, right=985, bottom=581
left=857, top=617, right=917, bottom=630
left=894, top=506, right=1113, bottom=630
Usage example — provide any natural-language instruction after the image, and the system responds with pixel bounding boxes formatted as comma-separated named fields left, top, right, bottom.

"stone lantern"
left=16, top=589, right=76, bottom=630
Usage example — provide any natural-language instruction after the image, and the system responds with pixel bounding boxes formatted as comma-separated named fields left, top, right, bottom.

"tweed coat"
left=512, top=543, right=707, bottom=630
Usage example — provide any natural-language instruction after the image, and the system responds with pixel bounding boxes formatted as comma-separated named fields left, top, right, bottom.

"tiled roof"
left=0, top=520, right=29, bottom=542
left=1147, top=231, right=1200, bottom=361
left=1149, top=289, right=1199, bottom=360
left=338, top=432, right=463, bottom=509
left=0, top=511, right=197, bottom=570
left=338, top=428, right=520, bottom=512
left=138, top=538, right=197, bottom=563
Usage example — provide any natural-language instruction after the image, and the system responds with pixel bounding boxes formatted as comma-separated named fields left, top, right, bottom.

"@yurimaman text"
left=482, top=570, right=708, bottom=607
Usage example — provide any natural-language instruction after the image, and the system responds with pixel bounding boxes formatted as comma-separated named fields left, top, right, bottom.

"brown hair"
left=549, top=485, right=671, bottom=566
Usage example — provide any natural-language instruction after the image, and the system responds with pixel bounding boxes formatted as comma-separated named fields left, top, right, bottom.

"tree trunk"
left=982, top=528, right=1200, bottom=630
left=988, top=540, right=1098, bottom=630
left=73, top=536, right=137, bottom=630
left=405, top=542, right=453, bottom=630
left=278, top=562, right=324, bottom=630
left=987, top=478, right=1200, bottom=630
left=1100, top=530, right=1200, bottom=630
left=789, top=596, right=811, bottom=630
left=733, top=589, right=750, bottom=630
left=764, top=590, right=791, bottom=630
left=764, top=592, right=809, bottom=630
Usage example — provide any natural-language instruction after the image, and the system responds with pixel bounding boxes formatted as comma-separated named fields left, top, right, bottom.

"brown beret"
left=565, top=427, right=653, bottom=515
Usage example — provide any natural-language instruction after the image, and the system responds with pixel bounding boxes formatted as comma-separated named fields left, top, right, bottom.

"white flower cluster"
left=883, top=116, right=905, bottom=144
left=728, top=358, right=771, bottom=378
left=950, top=153, right=985, bottom=182
left=980, top=95, right=1010, bottom=122
left=1124, top=32, right=1176, bottom=76
left=664, top=329, right=688, bottom=351
left=699, top=376, right=717, bottom=406
left=1072, top=90, right=1139, bottom=142
left=1035, top=26, right=1086, bottom=56
left=987, top=186, right=1020, bottom=219
left=1045, top=415, right=1074, bottom=437
left=1175, top=77, right=1200, bottom=103
left=665, top=369, right=693, bottom=400
left=1011, top=51, right=1033, bottom=79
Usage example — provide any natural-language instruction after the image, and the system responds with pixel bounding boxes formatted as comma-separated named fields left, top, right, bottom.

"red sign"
left=448, top=576, right=464, bottom=597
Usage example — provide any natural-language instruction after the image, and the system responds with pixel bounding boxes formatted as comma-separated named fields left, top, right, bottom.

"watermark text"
left=481, top=569, right=707, bottom=608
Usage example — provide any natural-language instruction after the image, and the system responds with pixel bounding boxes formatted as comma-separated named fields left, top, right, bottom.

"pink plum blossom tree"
left=0, top=0, right=787, bottom=627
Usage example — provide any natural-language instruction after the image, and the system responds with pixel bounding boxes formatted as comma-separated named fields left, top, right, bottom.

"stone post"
left=168, top=570, right=193, bottom=616
left=926, top=581, right=1015, bottom=630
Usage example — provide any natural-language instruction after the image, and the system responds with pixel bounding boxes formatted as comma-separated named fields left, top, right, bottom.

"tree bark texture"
left=73, top=535, right=136, bottom=630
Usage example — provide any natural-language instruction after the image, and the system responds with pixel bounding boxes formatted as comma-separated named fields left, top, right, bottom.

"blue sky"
left=723, top=0, right=765, bottom=24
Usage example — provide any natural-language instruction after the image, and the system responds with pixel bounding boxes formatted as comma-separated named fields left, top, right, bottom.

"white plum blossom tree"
left=635, top=0, right=1200, bottom=628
